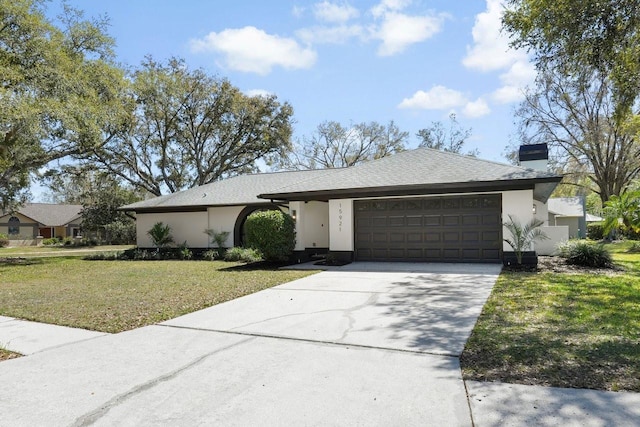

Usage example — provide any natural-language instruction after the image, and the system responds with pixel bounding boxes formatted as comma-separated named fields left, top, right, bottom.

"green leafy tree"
left=0, top=0, right=129, bottom=209
left=417, top=113, right=477, bottom=156
left=244, top=210, right=295, bottom=262
left=602, top=190, right=640, bottom=237
left=282, top=120, right=407, bottom=169
left=89, top=57, right=293, bottom=195
left=503, top=0, right=640, bottom=120
left=503, top=215, right=549, bottom=265
left=515, top=66, right=640, bottom=204
left=147, top=222, right=174, bottom=249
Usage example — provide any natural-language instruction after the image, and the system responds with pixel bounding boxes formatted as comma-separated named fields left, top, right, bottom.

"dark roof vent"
left=519, top=143, right=548, bottom=162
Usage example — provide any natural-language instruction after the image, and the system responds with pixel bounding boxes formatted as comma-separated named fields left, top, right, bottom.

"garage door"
left=354, top=195, right=502, bottom=262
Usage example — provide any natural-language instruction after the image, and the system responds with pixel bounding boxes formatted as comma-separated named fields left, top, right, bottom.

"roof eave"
left=259, top=176, right=563, bottom=202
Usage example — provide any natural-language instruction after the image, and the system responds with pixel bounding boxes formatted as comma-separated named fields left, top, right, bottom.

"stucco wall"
left=555, top=217, right=580, bottom=239
left=208, top=206, right=245, bottom=247
left=537, top=225, right=569, bottom=255
left=502, top=190, right=537, bottom=252
left=136, top=212, right=208, bottom=247
left=329, top=199, right=353, bottom=251
left=533, top=200, right=549, bottom=225
left=0, top=213, right=38, bottom=238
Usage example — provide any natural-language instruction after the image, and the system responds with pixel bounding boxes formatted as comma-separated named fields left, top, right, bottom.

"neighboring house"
left=0, top=203, right=83, bottom=239
left=122, top=145, right=565, bottom=264
left=548, top=197, right=588, bottom=239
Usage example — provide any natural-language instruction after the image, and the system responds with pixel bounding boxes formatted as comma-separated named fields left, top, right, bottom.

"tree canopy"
left=282, top=120, right=407, bottom=169
left=515, top=65, right=640, bottom=203
left=0, top=0, right=129, bottom=209
left=503, top=0, right=640, bottom=119
left=88, top=58, right=294, bottom=195
left=417, top=113, right=477, bottom=156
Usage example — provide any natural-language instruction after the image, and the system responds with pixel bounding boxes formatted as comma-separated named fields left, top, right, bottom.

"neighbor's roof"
left=9, top=203, right=82, bottom=226
left=121, top=169, right=333, bottom=212
left=122, top=148, right=563, bottom=212
left=548, top=197, right=585, bottom=217
left=260, top=148, right=562, bottom=202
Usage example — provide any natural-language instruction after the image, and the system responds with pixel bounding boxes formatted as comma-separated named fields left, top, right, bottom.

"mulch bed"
left=504, top=256, right=623, bottom=275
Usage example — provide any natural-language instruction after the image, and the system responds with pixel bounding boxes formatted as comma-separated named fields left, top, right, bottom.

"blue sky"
left=45, top=0, right=534, bottom=167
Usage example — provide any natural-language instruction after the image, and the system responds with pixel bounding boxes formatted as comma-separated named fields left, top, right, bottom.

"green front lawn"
left=0, top=257, right=316, bottom=333
left=461, top=241, right=640, bottom=392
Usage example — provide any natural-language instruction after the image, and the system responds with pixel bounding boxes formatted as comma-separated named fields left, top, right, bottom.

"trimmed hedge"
left=586, top=222, right=604, bottom=240
left=244, top=210, right=295, bottom=262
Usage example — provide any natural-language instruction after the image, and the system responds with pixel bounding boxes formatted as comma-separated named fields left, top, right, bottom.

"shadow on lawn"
left=0, top=257, right=44, bottom=266
left=461, top=271, right=640, bottom=391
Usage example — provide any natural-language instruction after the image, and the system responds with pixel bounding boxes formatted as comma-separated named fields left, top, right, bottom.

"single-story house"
left=548, top=197, right=587, bottom=239
left=122, top=144, right=566, bottom=264
left=0, top=203, right=83, bottom=239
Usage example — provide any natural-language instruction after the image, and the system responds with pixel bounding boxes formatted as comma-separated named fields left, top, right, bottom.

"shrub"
left=558, top=240, right=613, bottom=268
left=0, top=233, right=9, bottom=248
left=104, top=220, right=136, bottom=244
left=202, top=249, right=219, bottom=261
left=586, top=222, right=604, bottom=240
left=204, top=229, right=230, bottom=257
left=244, top=210, right=295, bottom=262
left=224, top=247, right=263, bottom=263
left=63, top=237, right=74, bottom=246
left=42, top=237, right=59, bottom=246
left=178, top=242, right=193, bottom=260
left=147, top=222, right=174, bottom=249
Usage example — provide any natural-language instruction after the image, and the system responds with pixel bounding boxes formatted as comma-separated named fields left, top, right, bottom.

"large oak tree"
left=89, top=58, right=294, bottom=195
left=0, top=0, right=129, bottom=209
left=516, top=65, right=640, bottom=203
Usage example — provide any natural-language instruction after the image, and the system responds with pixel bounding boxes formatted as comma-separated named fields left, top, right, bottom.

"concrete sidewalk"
left=0, top=316, right=108, bottom=355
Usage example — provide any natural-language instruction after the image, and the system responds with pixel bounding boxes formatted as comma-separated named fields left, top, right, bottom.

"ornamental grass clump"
left=558, top=240, right=613, bottom=268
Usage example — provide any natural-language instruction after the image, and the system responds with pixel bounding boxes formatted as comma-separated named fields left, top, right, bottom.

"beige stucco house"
left=0, top=203, right=83, bottom=240
left=122, top=145, right=566, bottom=264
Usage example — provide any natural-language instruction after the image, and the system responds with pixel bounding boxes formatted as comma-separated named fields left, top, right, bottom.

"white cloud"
left=190, top=26, right=317, bottom=75
left=492, top=61, right=536, bottom=103
left=296, top=24, right=364, bottom=44
left=463, top=98, right=491, bottom=117
left=375, top=12, right=445, bottom=56
left=292, top=5, right=305, bottom=18
left=398, top=85, right=468, bottom=110
left=462, top=0, right=523, bottom=71
left=313, top=1, right=359, bottom=23
left=245, top=89, right=273, bottom=98
left=371, top=0, right=412, bottom=18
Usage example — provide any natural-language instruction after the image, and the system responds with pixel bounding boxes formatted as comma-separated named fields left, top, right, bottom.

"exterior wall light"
left=291, top=210, right=297, bottom=221
left=532, top=204, right=537, bottom=215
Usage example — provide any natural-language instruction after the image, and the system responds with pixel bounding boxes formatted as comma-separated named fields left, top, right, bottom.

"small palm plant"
left=204, top=229, right=230, bottom=257
left=147, top=222, right=174, bottom=249
left=503, top=215, right=549, bottom=265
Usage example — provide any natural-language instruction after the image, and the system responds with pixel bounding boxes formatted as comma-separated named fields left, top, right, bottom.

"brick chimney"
left=518, top=143, right=548, bottom=172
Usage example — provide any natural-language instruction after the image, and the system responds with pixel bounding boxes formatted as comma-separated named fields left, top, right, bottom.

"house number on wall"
left=338, top=203, right=343, bottom=232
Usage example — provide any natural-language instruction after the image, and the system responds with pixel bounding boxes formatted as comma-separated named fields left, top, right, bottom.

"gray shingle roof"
left=121, top=169, right=334, bottom=211
left=122, top=148, right=563, bottom=211
left=260, top=148, right=560, bottom=198
left=15, top=203, right=82, bottom=226
left=548, top=197, right=585, bottom=217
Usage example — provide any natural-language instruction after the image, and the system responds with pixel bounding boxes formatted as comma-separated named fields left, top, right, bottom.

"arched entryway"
left=233, top=204, right=284, bottom=247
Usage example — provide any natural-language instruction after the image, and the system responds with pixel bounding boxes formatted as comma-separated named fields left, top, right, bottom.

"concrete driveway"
left=0, top=262, right=501, bottom=426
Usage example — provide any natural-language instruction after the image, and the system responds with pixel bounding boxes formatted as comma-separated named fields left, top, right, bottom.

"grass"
left=0, top=347, right=21, bottom=361
left=0, top=257, right=316, bottom=333
left=0, top=245, right=133, bottom=257
left=461, top=240, right=640, bottom=392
